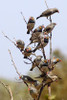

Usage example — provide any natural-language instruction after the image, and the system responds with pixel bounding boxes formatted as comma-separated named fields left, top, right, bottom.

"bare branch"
left=8, top=49, right=21, bottom=76
left=44, top=0, right=49, bottom=9
left=20, top=12, right=27, bottom=24
left=0, top=80, right=13, bottom=100
left=37, top=81, right=53, bottom=100
left=8, top=49, right=28, bottom=87
left=2, top=31, right=16, bottom=46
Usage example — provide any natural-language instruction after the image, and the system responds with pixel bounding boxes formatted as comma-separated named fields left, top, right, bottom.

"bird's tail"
left=32, top=48, right=37, bottom=52
left=30, top=67, right=33, bottom=71
left=27, top=30, right=30, bottom=34
left=36, top=16, right=40, bottom=20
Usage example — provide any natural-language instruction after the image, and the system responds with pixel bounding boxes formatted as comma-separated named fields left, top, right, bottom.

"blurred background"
left=0, top=0, right=67, bottom=100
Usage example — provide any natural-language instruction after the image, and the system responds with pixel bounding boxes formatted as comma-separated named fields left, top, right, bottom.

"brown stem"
left=8, top=49, right=28, bottom=87
left=0, top=81, right=13, bottom=100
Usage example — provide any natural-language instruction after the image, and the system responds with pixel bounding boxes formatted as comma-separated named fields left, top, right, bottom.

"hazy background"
left=0, top=0, right=67, bottom=80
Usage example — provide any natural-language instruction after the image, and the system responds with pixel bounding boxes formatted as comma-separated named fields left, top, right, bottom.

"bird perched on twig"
left=27, top=17, right=35, bottom=34
left=34, top=81, right=42, bottom=90
left=28, top=86, right=39, bottom=100
left=35, top=72, right=61, bottom=84
left=30, top=25, right=45, bottom=44
left=38, top=59, right=49, bottom=74
left=44, top=73, right=60, bottom=84
left=36, top=8, right=59, bottom=19
left=50, top=57, right=61, bottom=70
left=30, top=55, right=43, bottom=71
left=16, top=40, right=25, bottom=51
left=43, top=23, right=56, bottom=34
left=19, top=75, right=37, bottom=84
left=22, top=46, right=32, bottom=58
left=32, top=35, right=49, bottom=52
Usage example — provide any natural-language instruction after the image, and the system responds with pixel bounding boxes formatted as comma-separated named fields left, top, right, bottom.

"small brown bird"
left=22, top=46, right=32, bottom=58
left=30, top=55, right=43, bottom=71
left=39, top=59, right=49, bottom=74
left=43, top=23, right=56, bottom=34
left=45, top=73, right=58, bottom=83
left=28, top=86, right=39, bottom=100
left=27, top=17, right=35, bottom=34
left=36, top=8, right=59, bottom=19
left=19, top=75, right=37, bottom=84
left=50, top=57, right=61, bottom=69
left=32, top=35, right=49, bottom=52
left=30, top=25, right=45, bottom=44
left=16, top=40, right=25, bottom=51
left=34, top=81, right=42, bottom=90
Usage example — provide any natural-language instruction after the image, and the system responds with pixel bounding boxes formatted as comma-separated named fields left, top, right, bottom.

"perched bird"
left=44, top=73, right=58, bottom=84
left=43, top=23, right=56, bottom=34
left=22, top=46, right=32, bottom=58
left=34, top=81, right=42, bottom=90
left=30, top=25, right=45, bottom=44
left=27, top=17, right=35, bottom=34
left=16, top=40, right=25, bottom=51
left=35, top=73, right=47, bottom=79
left=28, top=86, right=39, bottom=100
left=32, top=35, right=49, bottom=52
left=30, top=55, right=43, bottom=71
left=36, top=8, right=59, bottom=19
left=19, top=75, right=37, bottom=84
left=50, top=57, right=61, bottom=69
left=35, top=72, right=58, bottom=84
left=38, top=59, right=49, bottom=74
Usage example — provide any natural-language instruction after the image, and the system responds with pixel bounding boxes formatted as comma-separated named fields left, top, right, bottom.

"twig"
left=8, top=49, right=28, bottom=87
left=44, top=0, right=52, bottom=98
left=8, top=49, right=20, bottom=76
left=0, top=80, right=13, bottom=100
left=2, top=31, right=24, bottom=54
left=37, top=81, right=53, bottom=100
left=20, top=12, right=27, bottom=24
left=2, top=31, right=16, bottom=46
left=44, top=0, right=49, bottom=9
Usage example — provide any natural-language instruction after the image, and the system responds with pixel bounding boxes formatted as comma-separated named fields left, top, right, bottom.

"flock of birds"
left=13, top=8, right=61, bottom=100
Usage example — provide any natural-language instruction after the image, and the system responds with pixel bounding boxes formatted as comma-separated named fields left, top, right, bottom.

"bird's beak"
left=19, top=76, right=21, bottom=79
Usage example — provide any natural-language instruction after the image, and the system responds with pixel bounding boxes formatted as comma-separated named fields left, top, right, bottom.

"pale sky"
left=0, top=0, right=67, bottom=80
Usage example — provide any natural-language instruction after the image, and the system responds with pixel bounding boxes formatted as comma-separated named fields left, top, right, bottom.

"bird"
left=22, top=46, right=32, bottom=58
left=34, top=81, right=42, bottom=90
left=35, top=72, right=58, bottom=84
left=43, top=23, right=56, bottom=34
left=29, top=25, right=45, bottom=45
left=27, top=17, right=35, bottom=34
left=36, top=8, right=59, bottom=19
left=32, top=35, right=49, bottom=52
left=30, top=55, right=43, bottom=71
left=16, top=40, right=25, bottom=51
left=50, top=57, right=61, bottom=69
left=28, top=86, right=39, bottom=100
left=38, top=59, right=49, bottom=74
left=19, top=75, right=37, bottom=84
left=44, top=73, right=58, bottom=84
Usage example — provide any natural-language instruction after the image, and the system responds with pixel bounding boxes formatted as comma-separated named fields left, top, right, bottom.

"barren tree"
left=2, top=0, right=62, bottom=100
